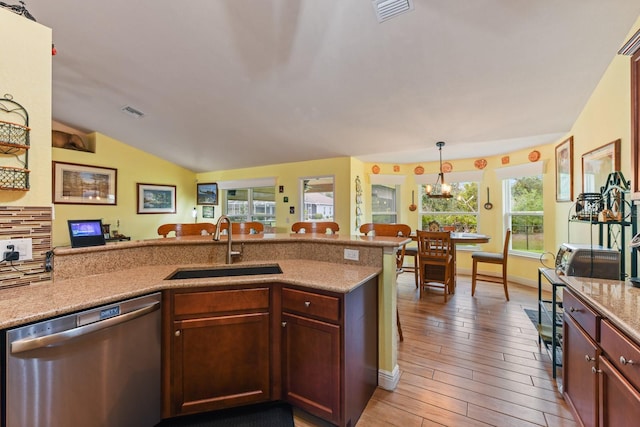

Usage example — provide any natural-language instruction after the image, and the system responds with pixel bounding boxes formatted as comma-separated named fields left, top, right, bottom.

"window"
left=371, top=184, right=399, bottom=223
left=301, top=176, right=334, bottom=221
left=419, top=182, right=479, bottom=232
left=225, top=186, right=276, bottom=232
left=503, top=175, right=543, bottom=254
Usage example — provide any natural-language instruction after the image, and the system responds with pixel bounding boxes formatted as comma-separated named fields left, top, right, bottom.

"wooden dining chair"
left=471, top=228, right=511, bottom=301
left=157, top=223, right=216, bottom=237
left=359, top=223, right=412, bottom=341
left=416, top=230, right=454, bottom=302
left=218, top=221, right=265, bottom=235
left=291, top=221, right=339, bottom=234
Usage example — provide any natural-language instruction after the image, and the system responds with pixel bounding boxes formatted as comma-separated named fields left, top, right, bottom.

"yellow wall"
left=554, top=15, right=640, bottom=252
left=0, top=11, right=51, bottom=206
left=51, top=133, right=196, bottom=246
left=197, top=157, right=352, bottom=233
left=1, top=4, right=636, bottom=298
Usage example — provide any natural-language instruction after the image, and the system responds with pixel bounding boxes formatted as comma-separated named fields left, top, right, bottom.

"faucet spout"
left=213, top=215, right=235, bottom=264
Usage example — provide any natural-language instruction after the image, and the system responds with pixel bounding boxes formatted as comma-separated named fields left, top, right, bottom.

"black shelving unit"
left=568, top=172, right=637, bottom=280
left=538, top=267, right=565, bottom=379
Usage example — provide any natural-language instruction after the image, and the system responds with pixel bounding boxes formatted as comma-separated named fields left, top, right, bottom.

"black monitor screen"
left=68, top=219, right=106, bottom=248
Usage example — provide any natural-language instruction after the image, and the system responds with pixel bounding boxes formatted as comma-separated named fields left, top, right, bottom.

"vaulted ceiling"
left=21, top=0, right=640, bottom=172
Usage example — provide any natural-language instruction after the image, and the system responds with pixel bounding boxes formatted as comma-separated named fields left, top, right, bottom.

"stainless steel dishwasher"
left=4, top=292, right=162, bottom=427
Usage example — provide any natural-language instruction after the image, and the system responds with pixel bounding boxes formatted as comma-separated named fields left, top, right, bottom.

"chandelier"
left=426, top=141, right=452, bottom=198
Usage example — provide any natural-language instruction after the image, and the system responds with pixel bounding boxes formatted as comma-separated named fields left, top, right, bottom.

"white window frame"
left=371, top=184, right=400, bottom=223
left=502, top=174, right=544, bottom=258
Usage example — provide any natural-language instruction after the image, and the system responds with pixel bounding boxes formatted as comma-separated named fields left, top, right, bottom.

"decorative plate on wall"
left=414, top=165, right=424, bottom=175
left=393, top=165, right=400, bottom=172
left=474, top=159, right=487, bottom=169
left=441, top=162, right=453, bottom=173
left=372, top=164, right=380, bottom=174
left=501, top=156, right=510, bottom=164
left=528, top=150, right=541, bottom=162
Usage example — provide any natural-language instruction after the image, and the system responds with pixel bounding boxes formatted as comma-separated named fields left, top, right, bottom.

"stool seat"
left=471, top=251, right=503, bottom=262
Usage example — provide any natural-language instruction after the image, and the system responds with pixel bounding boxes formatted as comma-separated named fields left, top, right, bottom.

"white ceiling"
left=19, top=0, right=640, bottom=172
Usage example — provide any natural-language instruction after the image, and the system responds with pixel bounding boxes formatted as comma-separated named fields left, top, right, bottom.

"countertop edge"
left=0, top=259, right=382, bottom=330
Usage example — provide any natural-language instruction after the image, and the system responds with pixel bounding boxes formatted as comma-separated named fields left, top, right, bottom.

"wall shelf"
left=0, top=95, right=30, bottom=191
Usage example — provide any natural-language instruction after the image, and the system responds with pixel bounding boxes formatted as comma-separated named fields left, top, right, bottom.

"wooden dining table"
left=409, top=232, right=491, bottom=293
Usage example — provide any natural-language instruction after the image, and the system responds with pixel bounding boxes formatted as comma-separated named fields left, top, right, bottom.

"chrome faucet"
left=213, top=215, right=240, bottom=263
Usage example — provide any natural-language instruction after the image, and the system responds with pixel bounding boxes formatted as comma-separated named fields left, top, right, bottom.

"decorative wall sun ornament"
left=528, top=150, right=541, bottom=162
left=474, top=159, right=487, bottom=169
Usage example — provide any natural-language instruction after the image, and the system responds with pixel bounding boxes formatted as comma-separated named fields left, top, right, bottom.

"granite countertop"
left=0, top=259, right=381, bottom=330
left=560, top=275, right=640, bottom=344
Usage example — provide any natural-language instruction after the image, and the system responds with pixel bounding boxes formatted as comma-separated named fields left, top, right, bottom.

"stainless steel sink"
left=167, top=264, right=282, bottom=280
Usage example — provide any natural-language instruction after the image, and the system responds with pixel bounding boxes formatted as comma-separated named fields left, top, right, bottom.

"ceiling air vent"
left=120, top=105, right=145, bottom=119
left=372, top=0, right=414, bottom=23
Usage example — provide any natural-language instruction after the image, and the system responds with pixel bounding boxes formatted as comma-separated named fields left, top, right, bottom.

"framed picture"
left=555, top=136, right=573, bottom=202
left=52, top=161, right=117, bottom=205
left=137, top=183, right=176, bottom=214
left=582, top=139, right=620, bottom=193
left=202, top=205, right=215, bottom=218
left=197, top=182, right=218, bottom=205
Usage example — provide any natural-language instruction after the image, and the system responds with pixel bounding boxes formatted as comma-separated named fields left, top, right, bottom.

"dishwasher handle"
left=10, top=301, right=160, bottom=354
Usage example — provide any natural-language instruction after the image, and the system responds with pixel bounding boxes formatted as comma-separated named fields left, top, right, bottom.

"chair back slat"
left=157, top=223, right=216, bottom=237
left=359, top=223, right=412, bottom=270
left=417, top=230, right=452, bottom=260
left=291, top=221, right=339, bottom=234
left=218, top=221, right=265, bottom=235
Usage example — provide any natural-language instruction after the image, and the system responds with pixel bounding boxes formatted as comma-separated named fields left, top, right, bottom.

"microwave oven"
left=555, top=243, right=620, bottom=280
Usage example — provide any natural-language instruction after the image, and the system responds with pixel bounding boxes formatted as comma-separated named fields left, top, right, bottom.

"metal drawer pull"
left=175, top=330, right=181, bottom=337
left=281, top=322, right=287, bottom=327
left=585, top=355, right=595, bottom=362
left=620, top=356, right=635, bottom=365
left=569, top=307, right=580, bottom=313
left=592, top=367, right=601, bottom=374
left=304, top=301, right=311, bottom=307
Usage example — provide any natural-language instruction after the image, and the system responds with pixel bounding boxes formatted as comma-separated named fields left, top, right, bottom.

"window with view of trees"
left=419, top=182, right=479, bottom=231
left=225, top=186, right=276, bottom=232
left=371, top=184, right=398, bottom=223
left=504, top=176, right=543, bottom=253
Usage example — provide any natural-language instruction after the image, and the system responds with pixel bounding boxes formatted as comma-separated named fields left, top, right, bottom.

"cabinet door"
left=598, top=355, right=640, bottom=427
left=282, top=312, right=341, bottom=425
left=563, top=313, right=599, bottom=427
left=172, top=312, right=270, bottom=415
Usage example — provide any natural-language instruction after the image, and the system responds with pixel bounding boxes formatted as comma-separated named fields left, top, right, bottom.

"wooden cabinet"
left=563, top=311, right=599, bottom=427
left=281, top=288, right=341, bottom=424
left=162, top=279, right=378, bottom=427
left=164, top=286, right=272, bottom=417
left=563, top=288, right=640, bottom=427
left=598, top=319, right=640, bottom=427
left=281, top=281, right=378, bottom=427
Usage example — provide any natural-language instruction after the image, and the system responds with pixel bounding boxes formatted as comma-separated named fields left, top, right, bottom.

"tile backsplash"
left=0, top=206, right=51, bottom=289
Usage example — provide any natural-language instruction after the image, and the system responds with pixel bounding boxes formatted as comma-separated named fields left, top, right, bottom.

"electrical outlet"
left=0, top=238, right=33, bottom=261
left=344, top=248, right=359, bottom=261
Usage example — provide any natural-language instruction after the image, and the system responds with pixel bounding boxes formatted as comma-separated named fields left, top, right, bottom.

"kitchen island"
left=0, top=233, right=408, bottom=426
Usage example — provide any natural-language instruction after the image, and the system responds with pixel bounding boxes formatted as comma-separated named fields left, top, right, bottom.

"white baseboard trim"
left=378, top=365, right=400, bottom=390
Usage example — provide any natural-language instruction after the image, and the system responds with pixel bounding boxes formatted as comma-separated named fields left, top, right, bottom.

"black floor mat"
left=524, top=308, right=554, bottom=342
left=156, top=402, right=294, bottom=427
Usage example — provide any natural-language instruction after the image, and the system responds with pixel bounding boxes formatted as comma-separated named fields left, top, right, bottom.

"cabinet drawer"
left=174, top=288, right=270, bottom=316
left=563, top=289, right=599, bottom=341
left=282, top=288, right=340, bottom=323
left=601, top=319, right=640, bottom=390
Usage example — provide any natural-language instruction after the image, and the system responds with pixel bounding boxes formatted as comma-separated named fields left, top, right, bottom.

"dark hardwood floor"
left=294, top=271, right=576, bottom=427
